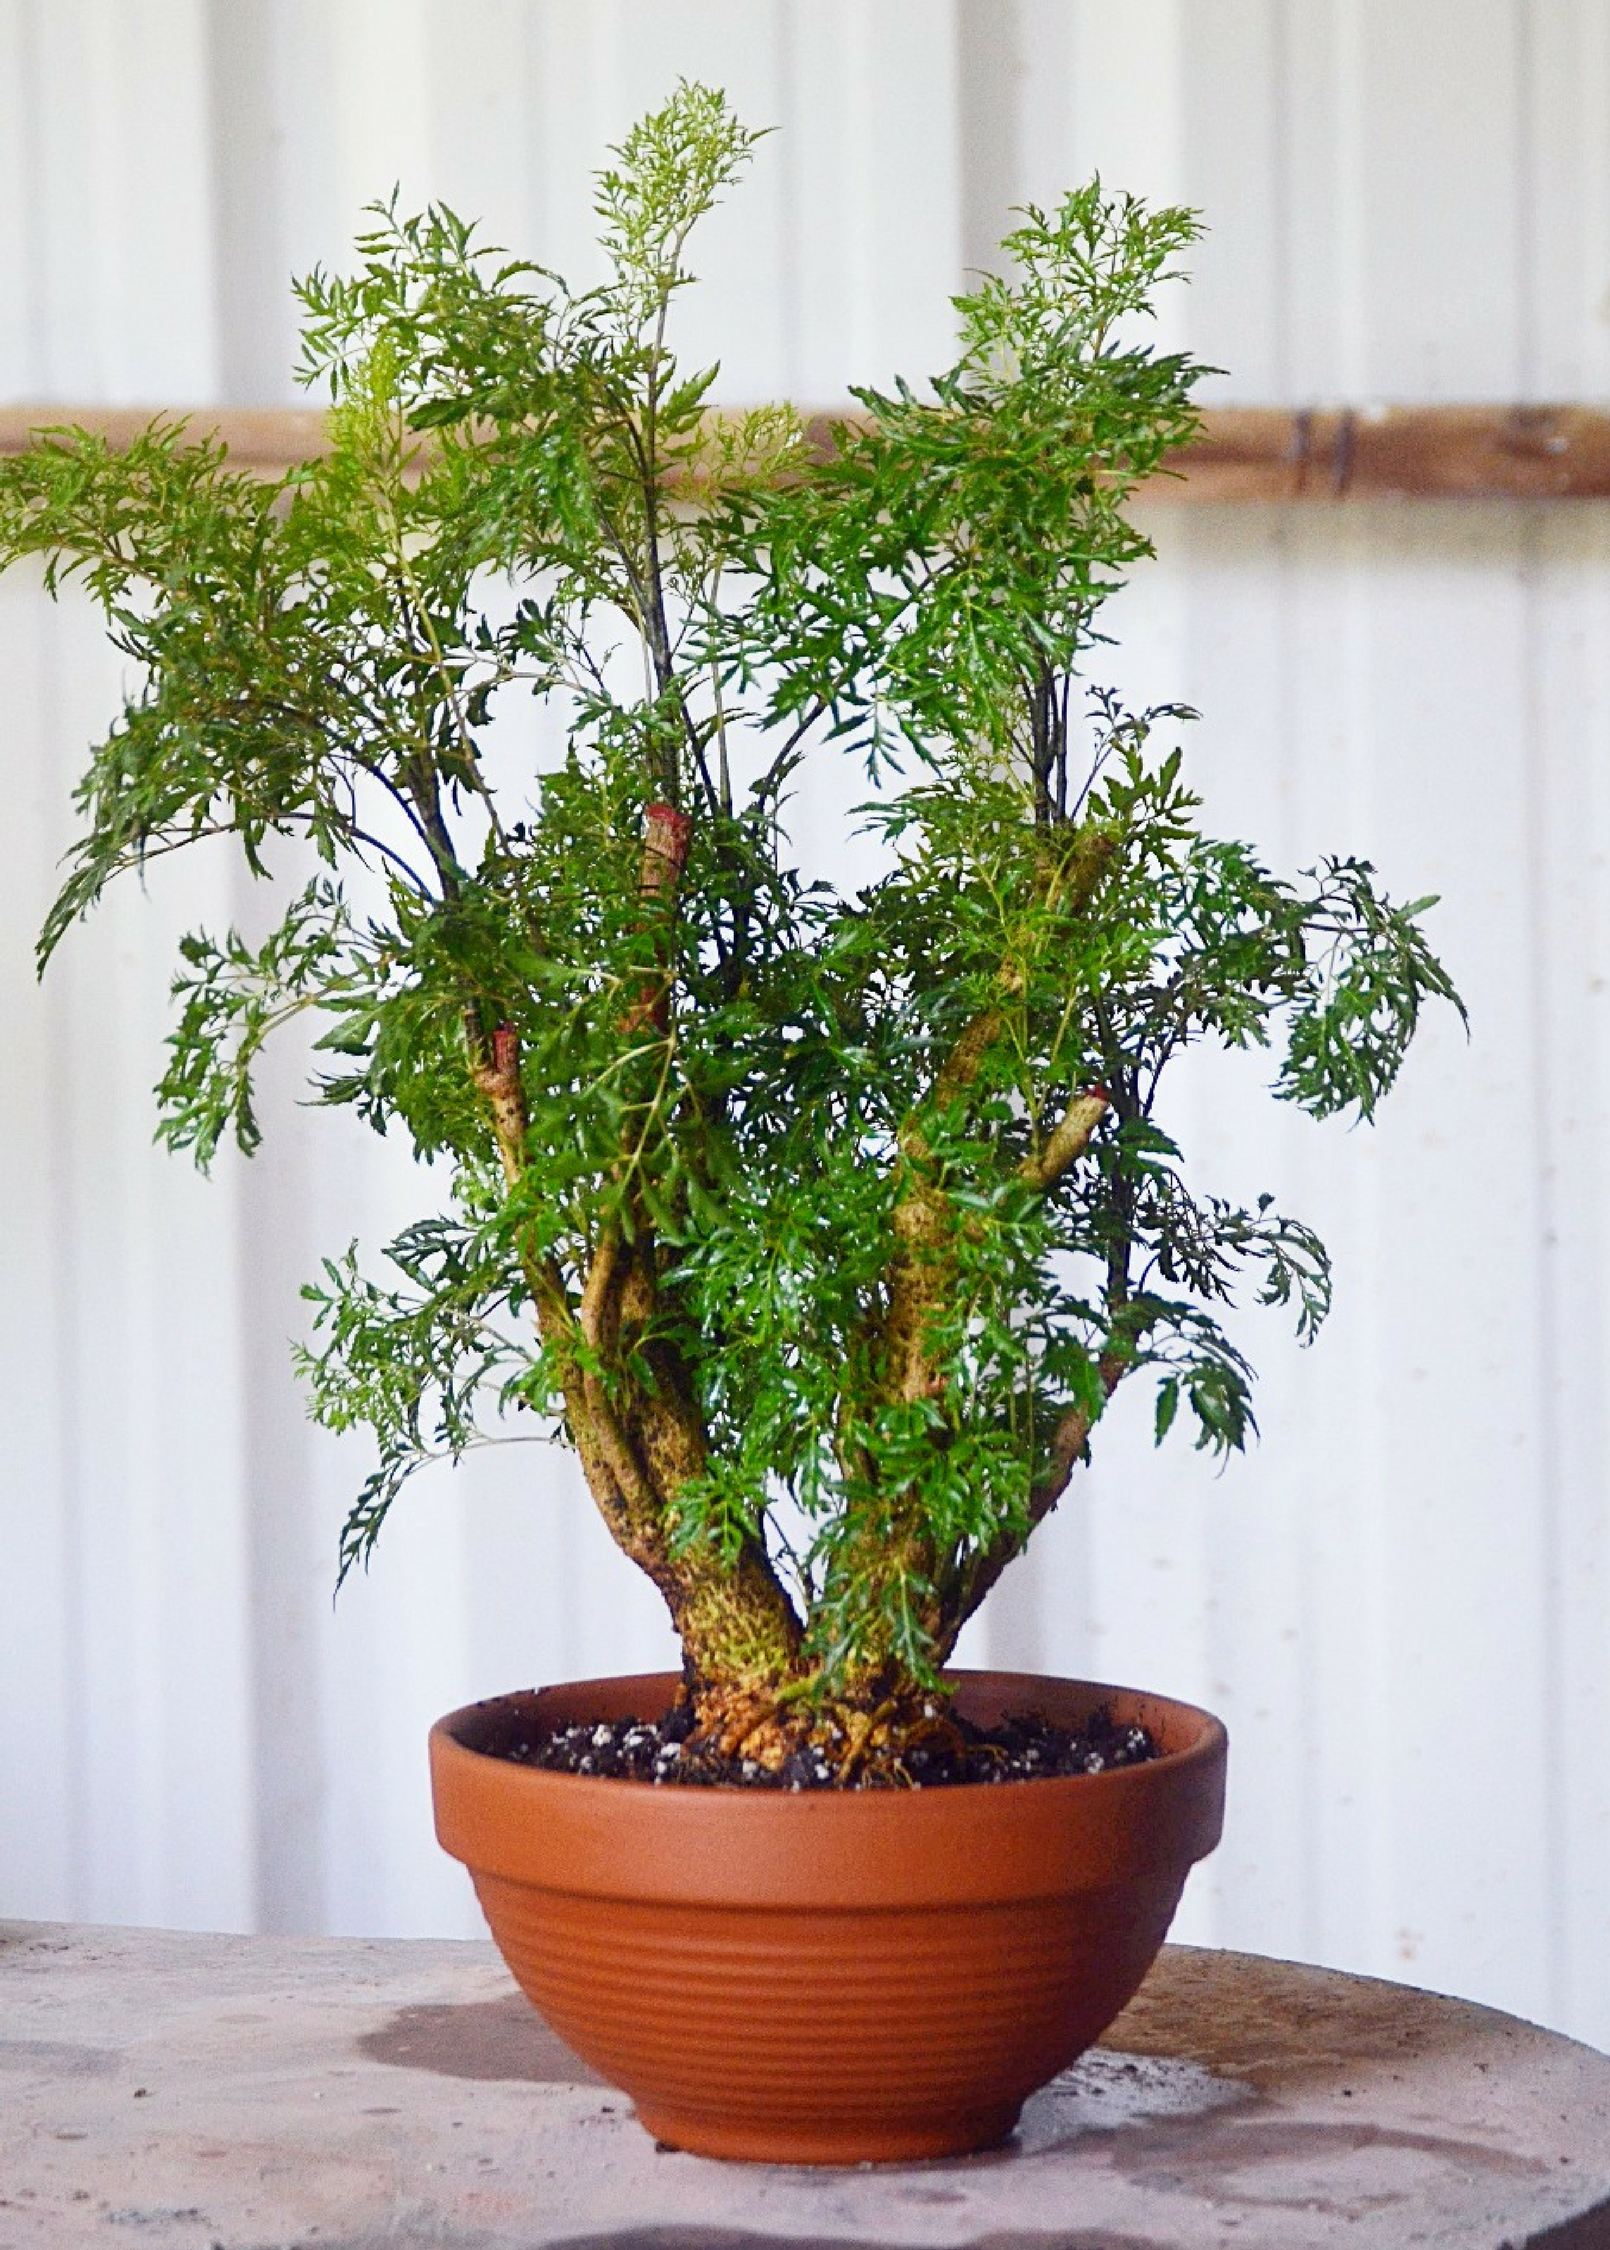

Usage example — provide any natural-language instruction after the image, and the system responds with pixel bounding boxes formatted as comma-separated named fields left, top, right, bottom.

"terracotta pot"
left=429, top=1667, right=1226, bottom=2165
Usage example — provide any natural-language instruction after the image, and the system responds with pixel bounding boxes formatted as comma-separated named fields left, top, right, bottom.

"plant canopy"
left=3, top=83, right=1462, bottom=1773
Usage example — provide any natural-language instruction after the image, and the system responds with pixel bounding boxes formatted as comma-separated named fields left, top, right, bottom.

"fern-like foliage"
left=3, top=85, right=1462, bottom=1685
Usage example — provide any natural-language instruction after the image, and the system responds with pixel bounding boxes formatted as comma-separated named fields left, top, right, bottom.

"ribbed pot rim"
left=430, top=1669, right=1228, bottom=1909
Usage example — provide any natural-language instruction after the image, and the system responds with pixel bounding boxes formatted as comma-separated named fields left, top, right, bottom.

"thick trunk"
left=573, top=1262, right=805, bottom=1697
left=567, top=1369, right=805, bottom=1694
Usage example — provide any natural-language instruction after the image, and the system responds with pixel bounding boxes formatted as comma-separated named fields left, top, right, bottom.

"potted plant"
left=3, top=84, right=1459, bottom=2163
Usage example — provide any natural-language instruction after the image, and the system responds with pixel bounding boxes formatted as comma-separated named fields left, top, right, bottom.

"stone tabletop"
left=2, top=1921, right=1608, bottom=2249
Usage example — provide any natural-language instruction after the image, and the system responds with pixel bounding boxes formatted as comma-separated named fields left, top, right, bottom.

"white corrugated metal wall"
left=3, top=0, right=1608, bottom=2049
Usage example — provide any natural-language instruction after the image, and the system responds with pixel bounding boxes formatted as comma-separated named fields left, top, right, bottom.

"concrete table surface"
left=2, top=1921, right=1608, bottom=2250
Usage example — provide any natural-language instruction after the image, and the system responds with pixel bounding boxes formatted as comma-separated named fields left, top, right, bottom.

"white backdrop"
left=4, top=0, right=1610, bottom=2052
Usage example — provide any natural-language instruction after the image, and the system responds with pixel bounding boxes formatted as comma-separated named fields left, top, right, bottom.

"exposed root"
left=685, top=1681, right=972, bottom=1785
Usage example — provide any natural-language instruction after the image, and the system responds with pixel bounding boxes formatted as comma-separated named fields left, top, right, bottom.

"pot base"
left=635, top=2097, right=1023, bottom=2166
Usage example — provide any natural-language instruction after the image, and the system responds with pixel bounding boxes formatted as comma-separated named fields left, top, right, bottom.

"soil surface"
left=495, top=1700, right=1159, bottom=1789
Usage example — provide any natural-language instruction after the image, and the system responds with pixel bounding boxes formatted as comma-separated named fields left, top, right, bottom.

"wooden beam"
left=1166, top=404, right=1610, bottom=501
left=5, top=401, right=1610, bottom=500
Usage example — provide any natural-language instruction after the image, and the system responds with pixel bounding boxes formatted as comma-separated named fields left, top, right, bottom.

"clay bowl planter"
left=429, top=1667, right=1227, bottom=2165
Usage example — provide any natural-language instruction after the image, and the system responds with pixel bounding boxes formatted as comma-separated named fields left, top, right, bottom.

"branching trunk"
left=471, top=793, right=1127, bottom=1747
left=827, top=831, right=1123, bottom=1686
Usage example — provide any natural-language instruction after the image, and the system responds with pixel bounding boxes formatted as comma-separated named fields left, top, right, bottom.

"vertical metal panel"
left=0, top=573, right=84, bottom=1922
left=1531, top=503, right=1610, bottom=2043
left=5, top=0, right=219, bottom=398
left=0, top=0, right=259, bottom=1940
left=0, top=578, right=258, bottom=1935
left=3, top=0, right=1609, bottom=2044
left=949, top=0, right=1610, bottom=2044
